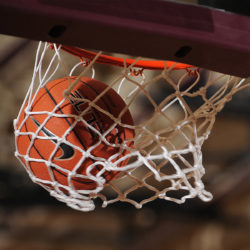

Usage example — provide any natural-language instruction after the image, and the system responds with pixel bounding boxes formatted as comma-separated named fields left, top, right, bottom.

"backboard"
left=0, top=0, right=250, bottom=77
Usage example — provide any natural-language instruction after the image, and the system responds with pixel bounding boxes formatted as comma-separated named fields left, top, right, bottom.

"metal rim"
left=60, top=45, right=195, bottom=71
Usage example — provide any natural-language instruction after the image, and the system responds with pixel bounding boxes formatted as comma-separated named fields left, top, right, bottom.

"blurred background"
left=0, top=34, right=249, bottom=250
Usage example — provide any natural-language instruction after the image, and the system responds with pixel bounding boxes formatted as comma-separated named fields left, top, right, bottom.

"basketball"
left=16, top=76, right=134, bottom=191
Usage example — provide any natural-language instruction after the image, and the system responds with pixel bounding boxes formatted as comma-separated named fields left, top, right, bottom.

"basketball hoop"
left=14, top=42, right=249, bottom=211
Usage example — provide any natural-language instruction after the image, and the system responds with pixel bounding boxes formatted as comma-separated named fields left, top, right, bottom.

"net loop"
left=80, top=58, right=91, bottom=67
left=185, top=67, right=200, bottom=76
left=130, top=68, right=144, bottom=76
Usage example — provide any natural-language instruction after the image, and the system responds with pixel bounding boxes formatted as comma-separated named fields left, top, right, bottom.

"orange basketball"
left=16, top=76, right=134, bottom=191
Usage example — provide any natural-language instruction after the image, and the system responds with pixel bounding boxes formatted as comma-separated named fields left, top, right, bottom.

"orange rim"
left=60, top=45, right=195, bottom=71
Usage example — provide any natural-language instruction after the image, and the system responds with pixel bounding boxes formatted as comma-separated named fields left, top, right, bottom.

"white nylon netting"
left=14, top=42, right=248, bottom=211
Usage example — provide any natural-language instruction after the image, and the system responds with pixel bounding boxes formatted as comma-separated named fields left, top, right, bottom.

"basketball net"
left=14, top=42, right=249, bottom=211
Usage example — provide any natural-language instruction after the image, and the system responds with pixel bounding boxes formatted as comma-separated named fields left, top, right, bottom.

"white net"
left=14, top=42, right=249, bottom=211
